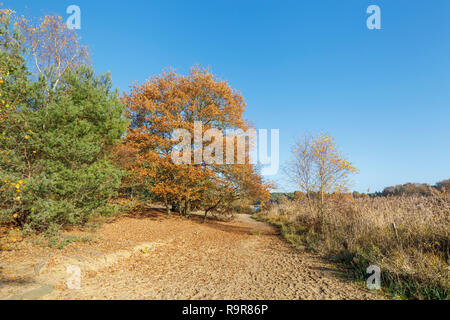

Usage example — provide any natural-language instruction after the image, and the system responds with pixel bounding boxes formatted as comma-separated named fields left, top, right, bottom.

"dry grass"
left=255, top=192, right=449, bottom=299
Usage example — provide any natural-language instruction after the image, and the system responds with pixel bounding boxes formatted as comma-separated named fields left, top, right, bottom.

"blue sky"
left=4, top=0, right=450, bottom=192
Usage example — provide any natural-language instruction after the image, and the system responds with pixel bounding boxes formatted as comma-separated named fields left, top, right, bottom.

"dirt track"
left=0, top=210, right=382, bottom=300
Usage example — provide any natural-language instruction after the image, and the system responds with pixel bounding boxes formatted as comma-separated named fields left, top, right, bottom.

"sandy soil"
left=0, top=209, right=383, bottom=300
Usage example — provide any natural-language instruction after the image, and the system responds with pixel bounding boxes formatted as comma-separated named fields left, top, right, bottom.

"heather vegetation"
left=255, top=191, right=449, bottom=299
left=255, top=133, right=449, bottom=299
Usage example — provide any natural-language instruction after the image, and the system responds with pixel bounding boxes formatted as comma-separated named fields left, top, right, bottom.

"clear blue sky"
left=5, top=0, right=450, bottom=192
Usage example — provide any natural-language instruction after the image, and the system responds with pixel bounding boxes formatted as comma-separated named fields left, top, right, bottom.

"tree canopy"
left=0, top=9, right=127, bottom=232
left=121, top=67, right=270, bottom=219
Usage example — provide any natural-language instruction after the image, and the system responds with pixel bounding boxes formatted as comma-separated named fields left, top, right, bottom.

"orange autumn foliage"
left=120, top=67, right=270, bottom=217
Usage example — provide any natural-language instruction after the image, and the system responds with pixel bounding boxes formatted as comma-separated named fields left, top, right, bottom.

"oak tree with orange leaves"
left=121, top=67, right=270, bottom=218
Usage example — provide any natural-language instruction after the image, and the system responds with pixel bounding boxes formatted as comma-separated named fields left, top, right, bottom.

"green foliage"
left=38, top=234, right=92, bottom=249
left=0, top=9, right=128, bottom=233
left=0, top=47, right=128, bottom=231
left=0, top=9, right=29, bottom=107
left=348, top=253, right=449, bottom=300
left=56, top=235, right=92, bottom=249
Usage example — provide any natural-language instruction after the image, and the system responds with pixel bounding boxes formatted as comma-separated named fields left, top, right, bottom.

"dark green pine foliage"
left=0, top=65, right=129, bottom=232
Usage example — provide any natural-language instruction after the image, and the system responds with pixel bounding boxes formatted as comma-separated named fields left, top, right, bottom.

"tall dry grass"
left=255, top=192, right=449, bottom=299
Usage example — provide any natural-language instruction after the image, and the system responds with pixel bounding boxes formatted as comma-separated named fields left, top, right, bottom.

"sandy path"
left=0, top=210, right=382, bottom=300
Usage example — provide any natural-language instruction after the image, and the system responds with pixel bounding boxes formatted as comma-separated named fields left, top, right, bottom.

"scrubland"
left=255, top=192, right=449, bottom=299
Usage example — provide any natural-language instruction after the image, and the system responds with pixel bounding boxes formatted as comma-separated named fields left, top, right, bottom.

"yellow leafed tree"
left=285, top=133, right=358, bottom=216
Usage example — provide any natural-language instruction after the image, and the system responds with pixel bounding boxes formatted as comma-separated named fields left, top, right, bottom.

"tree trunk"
left=202, top=209, right=210, bottom=223
left=179, top=200, right=184, bottom=216
left=185, top=200, right=191, bottom=217
left=163, top=196, right=171, bottom=215
left=202, top=197, right=223, bottom=223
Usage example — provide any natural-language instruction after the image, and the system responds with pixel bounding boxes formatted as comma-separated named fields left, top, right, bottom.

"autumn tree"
left=122, top=67, right=270, bottom=218
left=16, top=13, right=89, bottom=95
left=312, top=134, right=358, bottom=203
left=435, top=179, right=450, bottom=193
left=283, top=134, right=315, bottom=201
left=285, top=133, right=358, bottom=216
left=198, top=163, right=270, bottom=221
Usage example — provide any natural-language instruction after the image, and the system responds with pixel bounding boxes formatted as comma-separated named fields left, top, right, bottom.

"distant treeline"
left=272, top=179, right=450, bottom=202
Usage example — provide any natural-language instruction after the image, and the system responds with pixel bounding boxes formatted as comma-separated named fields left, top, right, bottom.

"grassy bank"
left=254, top=193, right=449, bottom=300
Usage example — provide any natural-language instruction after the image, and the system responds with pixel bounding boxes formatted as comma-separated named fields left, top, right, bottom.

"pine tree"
left=0, top=9, right=129, bottom=231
